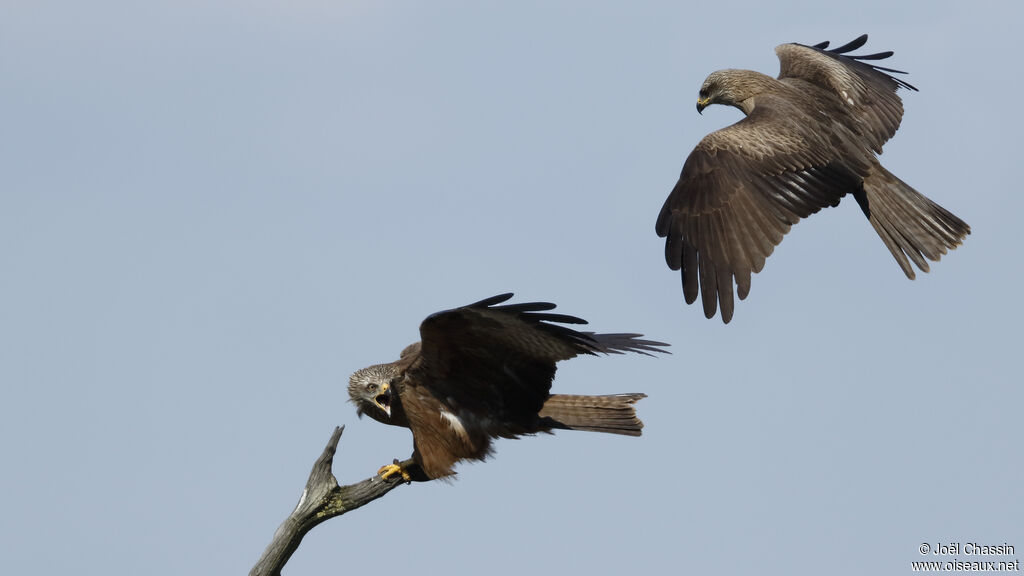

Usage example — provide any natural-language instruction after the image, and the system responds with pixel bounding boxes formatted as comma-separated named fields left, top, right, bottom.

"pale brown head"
left=696, top=69, right=776, bottom=115
left=348, top=363, right=402, bottom=423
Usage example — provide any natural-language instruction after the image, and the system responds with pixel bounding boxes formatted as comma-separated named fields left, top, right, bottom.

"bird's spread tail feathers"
left=855, top=166, right=970, bottom=279
left=539, top=393, right=646, bottom=436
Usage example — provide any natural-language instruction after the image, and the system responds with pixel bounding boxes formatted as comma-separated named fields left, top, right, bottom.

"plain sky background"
left=2, top=1, right=1020, bottom=574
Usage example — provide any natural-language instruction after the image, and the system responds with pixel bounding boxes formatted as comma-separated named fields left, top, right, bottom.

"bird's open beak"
left=696, top=98, right=710, bottom=114
left=374, top=382, right=393, bottom=418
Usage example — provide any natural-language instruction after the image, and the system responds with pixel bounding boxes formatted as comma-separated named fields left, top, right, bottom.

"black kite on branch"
left=656, top=34, right=970, bottom=323
left=347, top=293, right=668, bottom=481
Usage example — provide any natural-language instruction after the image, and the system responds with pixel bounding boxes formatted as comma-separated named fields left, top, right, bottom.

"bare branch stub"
left=249, top=426, right=410, bottom=576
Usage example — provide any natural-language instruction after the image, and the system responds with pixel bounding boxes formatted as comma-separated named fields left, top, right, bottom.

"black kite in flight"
left=656, top=35, right=970, bottom=323
left=348, top=293, right=668, bottom=481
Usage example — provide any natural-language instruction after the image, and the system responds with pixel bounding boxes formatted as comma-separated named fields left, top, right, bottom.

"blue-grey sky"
left=2, top=2, right=1020, bottom=575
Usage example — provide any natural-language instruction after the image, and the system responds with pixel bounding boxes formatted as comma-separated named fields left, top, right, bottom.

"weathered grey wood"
left=249, top=426, right=412, bottom=576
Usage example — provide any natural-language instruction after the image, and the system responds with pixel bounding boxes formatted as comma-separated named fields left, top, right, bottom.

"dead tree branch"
left=249, top=426, right=412, bottom=576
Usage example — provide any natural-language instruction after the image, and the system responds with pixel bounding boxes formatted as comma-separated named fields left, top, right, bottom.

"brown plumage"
left=347, top=293, right=668, bottom=480
left=656, top=35, right=970, bottom=323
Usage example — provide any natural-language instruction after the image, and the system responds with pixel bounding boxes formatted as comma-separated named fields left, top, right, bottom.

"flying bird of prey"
left=348, top=293, right=668, bottom=481
left=656, top=34, right=970, bottom=323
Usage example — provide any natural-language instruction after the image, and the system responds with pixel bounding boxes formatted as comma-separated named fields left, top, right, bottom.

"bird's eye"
left=365, top=383, right=376, bottom=392
left=699, top=89, right=708, bottom=98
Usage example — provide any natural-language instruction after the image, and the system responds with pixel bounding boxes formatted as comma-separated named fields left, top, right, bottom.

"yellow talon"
left=378, top=463, right=412, bottom=483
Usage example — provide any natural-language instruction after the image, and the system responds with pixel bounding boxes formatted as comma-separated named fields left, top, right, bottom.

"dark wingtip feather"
left=829, top=34, right=868, bottom=54
left=496, top=301, right=559, bottom=314
left=468, top=295, right=668, bottom=358
left=852, top=50, right=894, bottom=61
left=583, top=332, right=671, bottom=357
left=518, top=312, right=589, bottom=325
left=805, top=34, right=919, bottom=92
left=469, top=293, right=515, bottom=308
left=470, top=294, right=598, bottom=351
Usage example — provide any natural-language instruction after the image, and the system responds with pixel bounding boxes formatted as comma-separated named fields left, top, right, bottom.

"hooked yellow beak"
left=696, top=97, right=711, bottom=114
left=374, top=381, right=393, bottom=417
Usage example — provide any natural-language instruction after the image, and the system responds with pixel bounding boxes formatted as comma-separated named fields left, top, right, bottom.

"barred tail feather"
left=856, top=165, right=970, bottom=279
left=538, top=393, right=646, bottom=436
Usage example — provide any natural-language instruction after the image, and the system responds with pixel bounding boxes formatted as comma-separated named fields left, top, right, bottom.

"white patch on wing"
left=440, top=409, right=469, bottom=441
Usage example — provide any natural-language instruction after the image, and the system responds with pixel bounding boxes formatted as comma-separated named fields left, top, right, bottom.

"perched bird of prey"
left=656, top=34, right=970, bottom=323
left=348, top=293, right=668, bottom=481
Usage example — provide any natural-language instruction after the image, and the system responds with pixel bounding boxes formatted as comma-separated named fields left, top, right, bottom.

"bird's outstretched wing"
left=657, top=95, right=862, bottom=323
left=414, top=293, right=668, bottom=426
left=777, top=34, right=917, bottom=152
